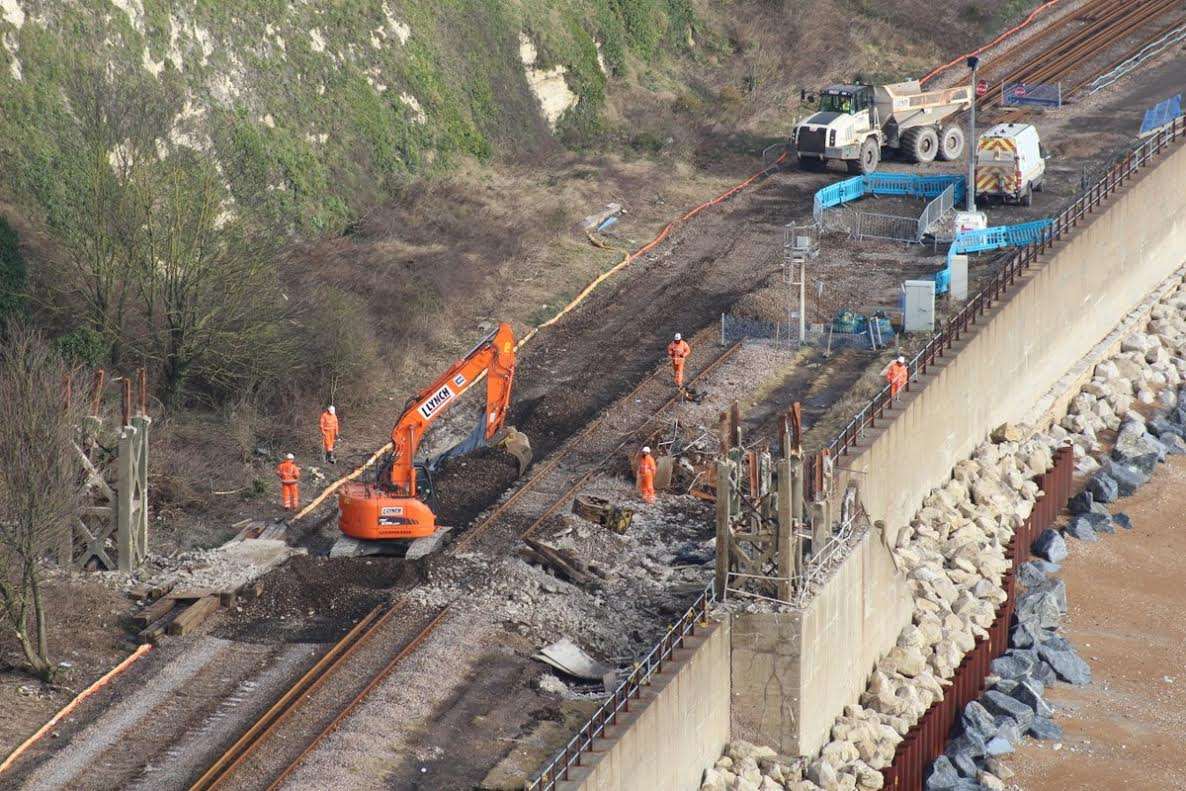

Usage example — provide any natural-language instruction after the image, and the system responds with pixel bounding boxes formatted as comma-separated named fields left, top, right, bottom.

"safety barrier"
left=1140, top=94, right=1183, bottom=138
left=720, top=312, right=895, bottom=351
left=935, top=218, right=1054, bottom=294
left=525, top=582, right=716, bottom=791
left=917, top=183, right=957, bottom=241
left=814, top=174, right=967, bottom=243
left=806, top=113, right=1186, bottom=496
left=879, top=445, right=1073, bottom=789
left=1002, top=81, right=1062, bottom=108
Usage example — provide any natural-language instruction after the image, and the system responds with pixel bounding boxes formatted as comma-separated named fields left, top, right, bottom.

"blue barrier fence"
left=935, top=218, right=1053, bottom=294
left=1140, top=95, right=1183, bottom=137
left=814, top=173, right=966, bottom=223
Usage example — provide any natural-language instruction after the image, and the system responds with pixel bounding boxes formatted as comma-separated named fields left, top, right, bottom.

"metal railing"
left=525, top=582, right=716, bottom=791
left=917, top=183, right=956, bottom=240
left=850, top=211, right=921, bottom=243
left=807, top=114, right=1186, bottom=498
left=526, top=114, right=1185, bottom=790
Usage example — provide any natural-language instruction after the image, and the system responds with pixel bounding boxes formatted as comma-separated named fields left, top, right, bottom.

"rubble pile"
left=407, top=482, right=715, bottom=667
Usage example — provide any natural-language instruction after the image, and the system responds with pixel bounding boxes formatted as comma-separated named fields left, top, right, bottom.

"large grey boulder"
left=960, top=701, right=998, bottom=741
left=1161, top=433, right=1186, bottom=455
left=1010, top=622, right=1048, bottom=651
left=1031, top=529, right=1067, bottom=564
left=1028, top=716, right=1064, bottom=740
left=1146, top=416, right=1183, bottom=438
left=1037, top=641, right=1092, bottom=685
left=1024, top=577, right=1067, bottom=612
left=1017, top=590, right=1062, bottom=628
left=1067, top=489, right=1093, bottom=515
left=1065, top=518, right=1099, bottom=542
left=1105, top=462, right=1149, bottom=496
left=982, top=690, right=1035, bottom=730
left=1010, top=679, right=1053, bottom=718
left=925, top=756, right=961, bottom=790
left=1086, top=473, right=1119, bottom=503
left=990, top=651, right=1035, bottom=681
left=1112, top=512, right=1133, bottom=530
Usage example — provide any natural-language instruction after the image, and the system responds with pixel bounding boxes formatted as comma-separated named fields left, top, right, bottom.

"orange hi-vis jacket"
left=276, top=459, right=301, bottom=485
left=886, top=362, right=908, bottom=395
left=667, top=339, right=691, bottom=365
left=319, top=410, right=340, bottom=448
left=638, top=452, right=657, bottom=480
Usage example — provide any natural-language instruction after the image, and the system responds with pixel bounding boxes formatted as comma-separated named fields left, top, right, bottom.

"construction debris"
left=520, top=537, right=602, bottom=588
left=532, top=637, right=611, bottom=681
left=571, top=495, right=633, bottom=534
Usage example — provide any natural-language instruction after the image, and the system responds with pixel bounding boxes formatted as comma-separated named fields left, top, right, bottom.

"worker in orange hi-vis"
left=885, top=356, right=909, bottom=398
left=276, top=453, right=301, bottom=511
left=667, top=333, right=691, bottom=388
left=637, top=446, right=657, bottom=504
left=319, top=405, right=340, bottom=464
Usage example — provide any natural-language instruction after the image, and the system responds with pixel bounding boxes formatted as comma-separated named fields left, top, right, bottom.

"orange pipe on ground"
left=0, top=644, right=153, bottom=776
left=290, top=151, right=789, bottom=525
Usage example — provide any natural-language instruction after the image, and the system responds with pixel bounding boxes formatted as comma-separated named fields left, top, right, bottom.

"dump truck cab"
left=793, top=84, right=883, bottom=174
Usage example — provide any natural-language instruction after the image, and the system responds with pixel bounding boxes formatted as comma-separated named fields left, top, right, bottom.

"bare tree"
left=0, top=324, right=87, bottom=680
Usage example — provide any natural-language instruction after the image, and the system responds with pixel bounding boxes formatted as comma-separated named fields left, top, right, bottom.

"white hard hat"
left=674, top=333, right=682, bottom=341
left=642, top=446, right=652, bottom=454
left=328, top=405, right=336, bottom=414
left=897, top=356, right=905, bottom=363
left=286, top=453, right=295, bottom=460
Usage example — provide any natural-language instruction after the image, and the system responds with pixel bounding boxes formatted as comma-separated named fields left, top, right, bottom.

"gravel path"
left=20, top=638, right=231, bottom=790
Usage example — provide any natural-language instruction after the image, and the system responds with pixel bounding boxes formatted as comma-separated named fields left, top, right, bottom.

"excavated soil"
left=214, top=555, right=423, bottom=643
left=432, top=446, right=523, bottom=527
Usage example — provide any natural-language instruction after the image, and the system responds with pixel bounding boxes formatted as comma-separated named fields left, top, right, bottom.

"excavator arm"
left=388, top=322, right=517, bottom=497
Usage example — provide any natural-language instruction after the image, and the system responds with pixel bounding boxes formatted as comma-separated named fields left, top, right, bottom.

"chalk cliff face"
left=0, top=0, right=703, bottom=234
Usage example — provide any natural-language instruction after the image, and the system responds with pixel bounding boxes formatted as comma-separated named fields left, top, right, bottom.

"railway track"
left=188, top=338, right=742, bottom=790
left=976, top=0, right=1186, bottom=119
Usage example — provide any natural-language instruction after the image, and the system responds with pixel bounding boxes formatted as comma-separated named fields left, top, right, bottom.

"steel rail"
left=191, top=338, right=743, bottom=790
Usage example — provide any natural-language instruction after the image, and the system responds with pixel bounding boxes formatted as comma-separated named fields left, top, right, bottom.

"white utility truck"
left=793, top=80, right=973, bottom=174
left=974, top=123, right=1046, bottom=206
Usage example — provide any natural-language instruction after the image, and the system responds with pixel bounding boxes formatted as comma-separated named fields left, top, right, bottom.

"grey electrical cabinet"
left=903, top=280, right=936, bottom=333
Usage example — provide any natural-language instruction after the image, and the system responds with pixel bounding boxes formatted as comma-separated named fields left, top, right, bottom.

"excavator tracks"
left=188, top=337, right=742, bottom=790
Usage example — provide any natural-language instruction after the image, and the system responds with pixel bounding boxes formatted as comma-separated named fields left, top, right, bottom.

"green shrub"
left=0, top=217, right=27, bottom=324
left=54, top=326, right=109, bottom=367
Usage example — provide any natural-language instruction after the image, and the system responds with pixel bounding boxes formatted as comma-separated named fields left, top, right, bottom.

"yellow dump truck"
left=793, top=80, right=973, bottom=174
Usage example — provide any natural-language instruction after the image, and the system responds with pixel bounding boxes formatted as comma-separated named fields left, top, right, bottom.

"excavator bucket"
left=496, top=427, right=533, bottom=476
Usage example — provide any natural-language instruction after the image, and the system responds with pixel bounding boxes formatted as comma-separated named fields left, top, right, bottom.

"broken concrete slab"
left=533, top=637, right=610, bottom=681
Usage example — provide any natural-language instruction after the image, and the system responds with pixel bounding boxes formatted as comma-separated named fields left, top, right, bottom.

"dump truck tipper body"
left=793, top=80, right=973, bottom=174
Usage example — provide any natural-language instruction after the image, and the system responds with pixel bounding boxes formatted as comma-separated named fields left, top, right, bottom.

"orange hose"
left=921, top=0, right=1064, bottom=85
left=0, top=644, right=153, bottom=776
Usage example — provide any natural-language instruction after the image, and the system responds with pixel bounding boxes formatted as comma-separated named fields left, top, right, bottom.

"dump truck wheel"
left=848, top=138, right=880, bottom=174
left=937, top=125, right=965, bottom=161
left=1022, top=184, right=1034, bottom=207
left=902, top=126, right=939, bottom=163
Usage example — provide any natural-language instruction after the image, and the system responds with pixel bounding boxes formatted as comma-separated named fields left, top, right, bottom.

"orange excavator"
left=333, top=322, right=532, bottom=557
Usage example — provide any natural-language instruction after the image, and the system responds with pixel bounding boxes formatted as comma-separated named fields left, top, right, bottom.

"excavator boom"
left=336, top=322, right=528, bottom=550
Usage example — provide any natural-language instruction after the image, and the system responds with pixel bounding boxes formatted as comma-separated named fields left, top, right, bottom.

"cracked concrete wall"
left=731, top=528, right=910, bottom=758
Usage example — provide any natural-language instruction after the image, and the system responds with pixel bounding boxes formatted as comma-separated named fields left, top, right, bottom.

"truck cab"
left=793, top=84, right=882, bottom=174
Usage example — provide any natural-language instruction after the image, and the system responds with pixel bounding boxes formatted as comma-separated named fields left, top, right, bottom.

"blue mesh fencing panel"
left=1140, top=95, right=1183, bottom=136
left=934, top=219, right=1053, bottom=295
left=1002, top=82, right=1062, bottom=108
